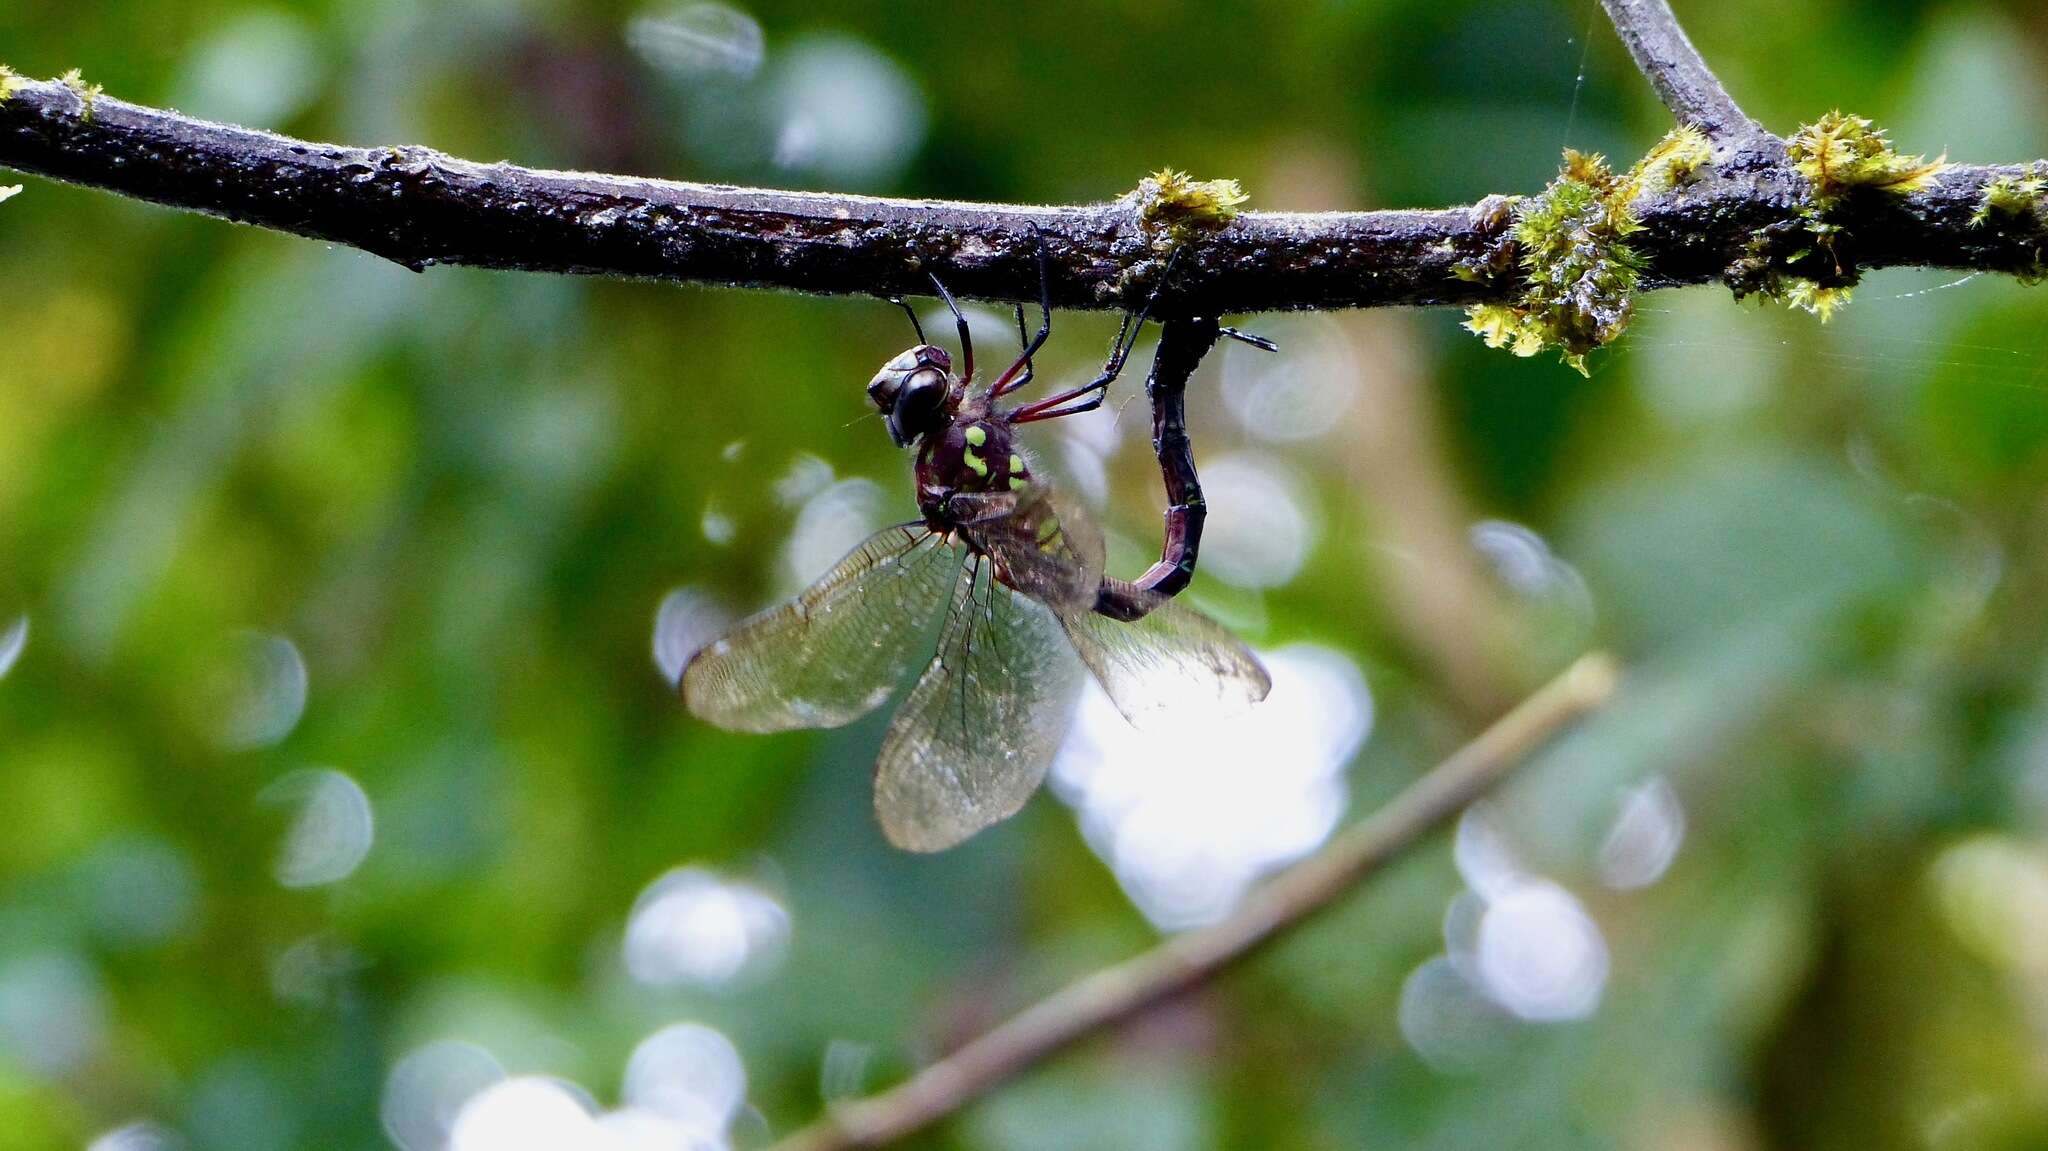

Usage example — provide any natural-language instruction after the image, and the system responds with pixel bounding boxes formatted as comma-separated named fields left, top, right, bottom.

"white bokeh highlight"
left=1217, top=313, right=1361, bottom=443
left=1198, top=453, right=1316, bottom=590
left=1598, top=776, right=1687, bottom=891
left=623, top=868, right=790, bottom=989
left=449, top=1077, right=597, bottom=1151
left=214, top=631, right=310, bottom=750
left=86, top=1122, right=178, bottom=1151
left=0, top=614, right=27, bottom=679
left=1474, top=880, right=1610, bottom=1023
left=383, top=1040, right=508, bottom=1151
left=262, top=768, right=375, bottom=888
left=781, top=479, right=885, bottom=592
left=622, top=1023, right=747, bottom=1143
left=0, top=951, right=107, bottom=1077
left=1052, top=645, right=1371, bottom=929
left=653, top=588, right=734, bottom=686
left=1402, top=804, right=1611, bottom=1049
left=769, top=36, right=925, bottom=185
left=627, top=3, right=765, bottom=81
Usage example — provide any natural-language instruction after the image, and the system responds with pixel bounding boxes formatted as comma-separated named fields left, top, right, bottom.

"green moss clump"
left=1788, top=111, right=1947, bottom=206
left=1973, top=163, right=2048, bottom=227
left=1721, top=113, right=1944, bottom=323
left=1458, top=127, right=1721, bottom=375
left=1967, top=163, right=2048, bottom=284
left=1629, top=124, right=1714, bottom=195
left=1131, top=168, right=1249, bottom=248
left=59, top=68, right=103, bottom=122
left=1723, top=219, right=1856, bottom=322
left=1461, top=150, right=1646, bottom=375
left=1781, top=279, right=1853, bottom=321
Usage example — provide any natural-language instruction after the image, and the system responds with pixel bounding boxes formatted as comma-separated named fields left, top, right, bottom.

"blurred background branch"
left=771, top=653, right=1621, bottom=1151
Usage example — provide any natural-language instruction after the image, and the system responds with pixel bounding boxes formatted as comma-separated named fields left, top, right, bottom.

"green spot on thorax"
left=963, top=425, right=987, bottom=447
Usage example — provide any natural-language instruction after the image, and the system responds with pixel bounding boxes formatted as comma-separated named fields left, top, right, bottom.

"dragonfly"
left=684, top=253, right=1273, bottom=851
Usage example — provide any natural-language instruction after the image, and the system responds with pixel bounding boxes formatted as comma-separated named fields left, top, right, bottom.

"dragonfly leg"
left=1003, top=305, right=1035, bottom=394
left=928, top=272, right=975, bottom=385
left=888, top=296, right=927, bottom=345
left=1008, top=248, right=1179, bottom=423
left=990, top=234, right=1053, bottom=398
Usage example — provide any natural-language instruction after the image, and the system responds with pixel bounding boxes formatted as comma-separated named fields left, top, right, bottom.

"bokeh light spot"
left=782, top=479, right=885, bottom=592
left=653, top=588, right=734, bottom=686
left=0, top=614, right=26, bottom=679
left=261, top=768, right=375, bottom=888
left=383, top=1040, right=507, bottom=1151
left=210, top=631, right=310, bottom=751
left=1200, top=454, right=1316, bottom=590
left=0, top=951, right=107, bottom=1077
left=769, top=36, right=926, bottom=185
left=449, top=1077, right=598, bottom=1151
left=1218, top=313, right=1360, bottom=443
left=1475, top=879, right=1609, bottom=1022
left=1052, top=646, right=1369, bottom=929
left=627, top=3, right=765, bottom=82
left=623, top=868, right=790, bottom=989
left=1598, top=776, right=1687, bottom=890
left=622, top=1023, right=747, bottom=1139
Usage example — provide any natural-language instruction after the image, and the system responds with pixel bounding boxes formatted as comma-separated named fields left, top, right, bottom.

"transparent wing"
left=874, top=556, right=1085, bottom=852
left=1059, top=595, right=1272, bottom=731
left=683, top=525, right=964, bottom=733
left=959, top=482, right=1105, bottom=614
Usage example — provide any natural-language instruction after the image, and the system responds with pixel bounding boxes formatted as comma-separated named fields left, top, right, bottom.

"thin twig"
left=1595, top=0, right=1765, bottom=147
left=3, top=76, right=2044, bottom=310
left=769, top=653, right=1622, bottom=1151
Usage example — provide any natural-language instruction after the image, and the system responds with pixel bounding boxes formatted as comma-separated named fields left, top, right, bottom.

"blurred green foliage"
left=7, top=2, right=2048, bottom=1149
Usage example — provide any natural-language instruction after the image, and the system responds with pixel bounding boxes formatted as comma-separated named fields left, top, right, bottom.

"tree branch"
left=1596, top=0, right=1764, bottom=147
left=3, top=75, right=2044, bottom=315
left=767, top=653, right=1621, bottom=1151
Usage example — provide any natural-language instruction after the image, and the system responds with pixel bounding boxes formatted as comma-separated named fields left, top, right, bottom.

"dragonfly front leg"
left=990, top=237, right=1052, bottom=398
left=1008, top=309, right=1142, bottom=424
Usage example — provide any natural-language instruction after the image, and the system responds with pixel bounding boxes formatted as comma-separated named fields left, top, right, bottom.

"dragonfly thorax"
left=916, top=414, right=1032, bottom=527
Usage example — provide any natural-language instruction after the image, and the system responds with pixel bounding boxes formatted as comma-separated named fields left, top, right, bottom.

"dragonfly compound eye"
left=867, top=345, right=952, bottom=412
left=887, top=371, right=949, bottom=446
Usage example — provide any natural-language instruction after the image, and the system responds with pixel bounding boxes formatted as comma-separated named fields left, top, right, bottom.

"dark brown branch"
left=1596, top=0, right=1765, bottom=147
left=767, top=653, right=1621, bottom=1151
left=4, top=76, right=2045, bottom=314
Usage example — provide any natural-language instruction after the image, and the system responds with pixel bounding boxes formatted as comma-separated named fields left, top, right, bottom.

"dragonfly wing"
left=962, top=482, right=1105, bottom=614
left=874, top=556, right=1084, bottom=851
left=683, top=525, right=963, bottom=733
left=1059, top=594, right=1272, bottom=731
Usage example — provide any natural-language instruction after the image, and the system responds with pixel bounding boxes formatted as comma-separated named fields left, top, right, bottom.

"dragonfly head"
left=868, top=344, right=957, bottom=447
